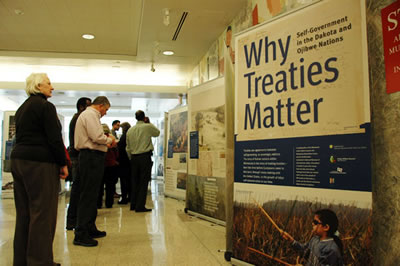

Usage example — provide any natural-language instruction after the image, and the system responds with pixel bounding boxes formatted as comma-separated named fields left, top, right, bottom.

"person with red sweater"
left=98, top=124, right=119, bottom=208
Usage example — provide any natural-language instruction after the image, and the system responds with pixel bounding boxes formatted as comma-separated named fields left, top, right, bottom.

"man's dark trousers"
left=130, top=152, right=152, bottom=210
left=75, top=149, right=105, bottom=238
left=66, top=156, right=79, bottom=227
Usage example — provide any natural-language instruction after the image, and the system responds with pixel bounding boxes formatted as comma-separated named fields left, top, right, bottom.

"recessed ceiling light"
left=163, top=50, right=174, bottom=56
left=82, top=34, right=95, bottom=40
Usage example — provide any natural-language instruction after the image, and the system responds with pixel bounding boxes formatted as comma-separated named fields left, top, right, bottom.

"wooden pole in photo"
left=252, top=199, right=283, bottom=233
left=248, top=247, right=293, bottom=266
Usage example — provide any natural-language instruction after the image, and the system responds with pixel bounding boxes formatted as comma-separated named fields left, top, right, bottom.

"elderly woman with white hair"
left=11, top=73, right=68, bottom=266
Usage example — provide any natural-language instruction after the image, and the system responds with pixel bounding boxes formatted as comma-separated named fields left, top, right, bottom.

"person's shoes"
left=53, top=263, right=61, bottom=266
left=136, top=208, right=152, bottom=212
left=89, top=229, right=107, bottom=238
left=118, top=199, right=128, bottom=204
left=73, top=236, right=98, bottom=247
left=106, top=205, right=112, bottom=208
left=66, top=223, right=75, bottom=230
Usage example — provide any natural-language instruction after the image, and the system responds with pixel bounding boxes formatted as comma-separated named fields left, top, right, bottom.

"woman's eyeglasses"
left=312, top=219, right=323, bottom=225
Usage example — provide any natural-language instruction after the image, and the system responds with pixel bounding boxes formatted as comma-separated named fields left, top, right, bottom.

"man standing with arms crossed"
left=73, top=96, right=116, bottom=246
left=126, top=110, right=160, bottom=212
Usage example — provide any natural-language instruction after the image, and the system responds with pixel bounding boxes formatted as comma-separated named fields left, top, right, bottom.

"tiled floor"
left=0, top=182, right=231, bottom=266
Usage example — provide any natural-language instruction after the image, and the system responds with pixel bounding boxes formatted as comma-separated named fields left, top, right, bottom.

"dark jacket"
left=68, top=112, right=81, bottom=158
left=11, top=93, right=66, bottom=166
left=117, top=132, right=130, bottom=167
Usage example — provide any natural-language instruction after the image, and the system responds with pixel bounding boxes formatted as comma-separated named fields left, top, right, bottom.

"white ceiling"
left=0, top=0, right=247, bottom=117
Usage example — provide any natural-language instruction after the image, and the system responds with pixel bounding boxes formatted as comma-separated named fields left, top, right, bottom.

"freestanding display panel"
left=164, top=106, right=188, bottom=200
left=186, top=77, right=227, bottom=225
left=232, top=0, right=372, bottom=264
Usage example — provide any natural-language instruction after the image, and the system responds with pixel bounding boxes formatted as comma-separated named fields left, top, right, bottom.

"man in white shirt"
left=126, top=110, right=160, bottom=212
left=73, top=96, right=116, bottom=247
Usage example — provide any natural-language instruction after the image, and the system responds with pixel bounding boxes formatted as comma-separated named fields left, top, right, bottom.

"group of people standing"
left=10, top=73, right=160, bottom=265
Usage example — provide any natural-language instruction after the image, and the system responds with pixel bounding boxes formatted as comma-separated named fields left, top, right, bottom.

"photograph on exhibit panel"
left=186, top=175, right=226, bottom=221
left=176, top=171, right=187, bottom=190
left=232, top=184, right=372, bottom=265
left=191, top=105, right=225, bottom=152
left=169, top=110, right=188, bottom=153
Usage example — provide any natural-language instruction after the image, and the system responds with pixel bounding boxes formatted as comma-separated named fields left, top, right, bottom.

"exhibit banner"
left=233, top=0, right=372, bottom=265
left=187, top=77, right=226, bottom=223
left=164, top=106, right=188, bottom=200
left=1, top=111, right=16, bottom=198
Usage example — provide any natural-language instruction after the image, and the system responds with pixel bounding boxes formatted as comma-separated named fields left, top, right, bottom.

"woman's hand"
left=59, top=165, right=69, bottom=179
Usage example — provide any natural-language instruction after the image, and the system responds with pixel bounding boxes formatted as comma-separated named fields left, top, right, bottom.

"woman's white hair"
left=25, top=73, right=48, bottom=96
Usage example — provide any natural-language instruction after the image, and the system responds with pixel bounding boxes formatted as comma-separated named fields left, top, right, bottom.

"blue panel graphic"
left=167, top=139, right=174, bottom=158
left=234, top=124, right=371, bottom=191
left=190, top=131, right=199, bottom=159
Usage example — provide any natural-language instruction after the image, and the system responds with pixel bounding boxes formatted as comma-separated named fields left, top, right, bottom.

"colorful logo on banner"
left=381, top=1, right=400, bottom=94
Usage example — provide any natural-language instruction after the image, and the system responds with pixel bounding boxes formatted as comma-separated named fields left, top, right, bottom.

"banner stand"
left=231, top=258, right=254, bottom=266
left=164, top=106, right=188, bottom=201
left=184, top=209, right=226, bottom=226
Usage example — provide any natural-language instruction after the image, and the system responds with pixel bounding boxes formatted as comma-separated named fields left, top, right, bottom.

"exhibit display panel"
left=1, top=111, right=16, bottom=199
left=233, top=0, right=372, bottom=264
left=187, top=77, right=227, bottom=223
left=164, top=106, right=188, bottom=200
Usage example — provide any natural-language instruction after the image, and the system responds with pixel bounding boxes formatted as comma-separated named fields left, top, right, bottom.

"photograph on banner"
left=208, top=40, right=219, bottom=80
left=233, top=0, right=371, bottom=264
left=187, top=78, right=227, bottom=221
left=169, top=110, right=188, bottom=153
left=164, top=107, right=188, bottom=199
left=186, top=175, right=226, bottom=221
left=176, top=171, right=187, bottom=190
left=233, top=184, right=372, bottom=265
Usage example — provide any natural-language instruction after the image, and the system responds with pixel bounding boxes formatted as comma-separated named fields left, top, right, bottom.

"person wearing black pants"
left=76, top=149, right=106, bottom=236
left=130, top=152, right=153, bottom=211
left=11, top=73, right=68, bottom=265
left=117, top=122, right=131, bottom=204
left=126, top=111, right=160, bottom=212
left=73, top=96, right=116, bottom=247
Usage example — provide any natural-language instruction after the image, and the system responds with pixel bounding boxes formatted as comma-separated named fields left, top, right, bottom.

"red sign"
left=381, top=1, right=400, bottom=94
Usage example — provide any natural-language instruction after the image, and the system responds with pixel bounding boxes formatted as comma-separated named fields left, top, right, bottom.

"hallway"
left=0, top=183, right=230, bottom=266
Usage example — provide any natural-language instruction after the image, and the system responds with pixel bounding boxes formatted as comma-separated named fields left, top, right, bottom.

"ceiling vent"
left=172, top=12, right=188, bottom=41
